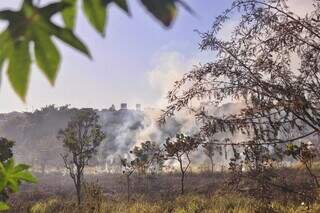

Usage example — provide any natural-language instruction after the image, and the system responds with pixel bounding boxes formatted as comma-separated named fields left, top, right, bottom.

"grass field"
left=5, top=165, right=320, bottom=213
left=28, top=194, right=320, bottom=213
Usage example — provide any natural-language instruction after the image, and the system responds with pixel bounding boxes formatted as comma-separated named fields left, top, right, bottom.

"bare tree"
left=164, top=134, right=199, bottom=194
left=58, top=108, right=105, bottom=205
left=161, top=0, right=320, bottom=186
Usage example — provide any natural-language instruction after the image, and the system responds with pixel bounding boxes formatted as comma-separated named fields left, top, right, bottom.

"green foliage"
left=164, top=134, right=199, bottom=158
left=0, top=202, right=9, bottom=211
left=131, top=141, right=164, bottom=174
left=0, top=159, right=37, bottom=193
left=0, top=0, right=89, bottom=100
left=140, top=0, right=177, bottom=27
left=58, top=108, right=105, bottom=205
left=61, top=0, right=77, bottom=29
left=164, top=134, right=199, bottom=194
left=62, top=0, right=182, bottom=33
left=0, top=138, right=14, bottom=163
left=285, top=143, right=319, bottom=187
left=285, top=143, right=316, bottom=163
left=59, top=108, right=105, bottom=155
left=0, top=0, right=190, bottom=101
left=0, top=159, right=37, bottom=211
left=83, top=0, right=107, bottom=35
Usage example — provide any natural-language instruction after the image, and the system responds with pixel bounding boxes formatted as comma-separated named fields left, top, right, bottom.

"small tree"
left=131, top=141, right=165, bottom=193
left=120, top=157, right=137, bottom=202
left=202, top=140, right=221, bottom=174
left=132, top=141, right=164, bottom=174
left=285, top=143, right=319, bottom=188
left=160, top=0, right=320, bottom=189
left=120, top=141, right=164, bottom=201
left=58, top=108, right=105, bottom=205
left=164, top=134, right=199, bottom=194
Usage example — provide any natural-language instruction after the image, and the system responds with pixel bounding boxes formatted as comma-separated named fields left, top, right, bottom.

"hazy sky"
left=0, top=0, right=313, bottom=113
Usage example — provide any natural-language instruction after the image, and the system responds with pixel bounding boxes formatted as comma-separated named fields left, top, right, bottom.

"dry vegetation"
left=5, top=164, right=320, bottom=213
left=3, top=0, right=320, bottom=212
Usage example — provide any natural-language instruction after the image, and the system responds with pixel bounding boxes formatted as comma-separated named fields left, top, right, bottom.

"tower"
left=120, top=103, right=128, bottom=110
left=136, top=104, right=141, bottom=111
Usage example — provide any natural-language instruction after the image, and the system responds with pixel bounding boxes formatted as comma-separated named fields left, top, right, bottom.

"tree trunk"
left=76, top=172, right=82, bottom=205
left=179, top=158, right=185, bottom=195
left=127, top=175, right=130, bottom=202
left=210, top=157, right=214, bottom=175
left=41, top=162, right=46, bottom=175
left=76, top=183, right=81, bottom=205
left=305, top=163, right=320, bottom=188
left=181, top=172, right=185, bottom=195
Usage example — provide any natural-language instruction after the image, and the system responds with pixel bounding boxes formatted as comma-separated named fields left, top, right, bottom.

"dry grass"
left=28, top=194, right=320, bottom=213
left=5, top=165, right=320, bottom=213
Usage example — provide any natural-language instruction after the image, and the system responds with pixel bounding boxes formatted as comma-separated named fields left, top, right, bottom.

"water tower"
left=120, top=103, right=128, bottom=110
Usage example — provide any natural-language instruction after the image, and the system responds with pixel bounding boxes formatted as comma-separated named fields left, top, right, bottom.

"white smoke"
left=287, top=0, right=314, bottom=16
left=147, top=51, right=199, bottom=108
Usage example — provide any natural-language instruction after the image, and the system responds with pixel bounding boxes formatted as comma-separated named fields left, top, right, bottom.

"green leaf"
left=48, top=23, right=91, bottom=57
left=0, top=30, right=13, bottom=69
left=175, top=0, right=194, bottom=15
left=7, top=40, right=31, bottom=101
left=0, top=10, right=17, bottom=21
left=140, top=0, right=177, bottom=27
left=4, top=159, right=14, bottom=172
left=0, top=174, right=7, bottom=192
left=108, top=0, right=129, bottom=13
left=40, top=2, right=71, bottom=18
left=83, top=0, right=107, bottom=35
left=13, top=169, right=37, bottom=183
left=0, top=159, right=37, bottom=191
left=61, top=0, right=77, bottom=29
left=0, top=0, right=91, bottom=100
left=13, top=164, right=30, bottom=173
left=33, top=28, right=61, bottom=85
left=0, top=202, right=9, bottom=211
left=7, top=178, right=18, bottom=192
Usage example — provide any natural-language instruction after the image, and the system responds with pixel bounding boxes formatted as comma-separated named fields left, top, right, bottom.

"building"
left=136, top=104, right=141, bottom=111
left=120, top=103, right=128, bottom=110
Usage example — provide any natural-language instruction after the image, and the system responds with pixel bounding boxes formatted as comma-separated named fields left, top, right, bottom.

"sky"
left=0, top=0, right=313, bottom=113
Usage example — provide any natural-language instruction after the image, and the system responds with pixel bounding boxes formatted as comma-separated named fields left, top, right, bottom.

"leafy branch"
left=0, top=159, right=37, bottom=210
left=0, top=0, right=191, bottom=101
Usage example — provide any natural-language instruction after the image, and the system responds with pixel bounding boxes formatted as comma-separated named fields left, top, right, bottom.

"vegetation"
left=0, top=0, right=189, bottom=207
left=27, top=194, right=320, bottom=213
left=58, top=108, right=105, bottom=205
left=131, top=141, right=164, bottom=175
left=160, top=0, right=320, bottom=201
left=5, top=167, right=320, bottom=212
left=202, top=140, right=220, bottom=174
left=0, top=140, right=36, bottom=211
left=164, top=134, right=199, bottom=195
left=120, top=157, right=137, bottom=202
left=2, top=0, right=320, bottom=212
left=0, top=138, right=14, bottom=163
left=0, top=0, right=191, bottom=100
left=121, top=141, right=165, bottom=201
